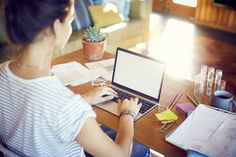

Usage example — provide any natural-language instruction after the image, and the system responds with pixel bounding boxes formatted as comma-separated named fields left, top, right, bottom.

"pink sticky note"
left=176, top=102, right=196, bottom=116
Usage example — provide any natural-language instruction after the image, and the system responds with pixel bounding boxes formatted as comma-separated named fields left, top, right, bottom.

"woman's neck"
left=9, top=42, right=54, bottom=79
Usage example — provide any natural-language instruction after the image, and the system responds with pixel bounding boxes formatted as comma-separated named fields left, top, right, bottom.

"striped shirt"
left=0, top=61, right=96, bottom=157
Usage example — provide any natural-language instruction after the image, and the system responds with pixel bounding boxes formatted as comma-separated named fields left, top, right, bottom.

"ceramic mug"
left=211, top=90, right=236, bottom=112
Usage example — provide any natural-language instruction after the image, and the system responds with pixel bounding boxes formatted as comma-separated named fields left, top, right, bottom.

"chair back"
left=0, top=143, right=21, bottom=157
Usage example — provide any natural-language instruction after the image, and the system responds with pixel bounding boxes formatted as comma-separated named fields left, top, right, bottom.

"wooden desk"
left=52, top=49, right=211, bottom=157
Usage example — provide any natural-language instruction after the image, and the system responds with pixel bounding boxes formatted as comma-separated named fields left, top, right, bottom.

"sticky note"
left=176, top=102, right=196, bottom=116
left=155, top=109, right=178, bottom=123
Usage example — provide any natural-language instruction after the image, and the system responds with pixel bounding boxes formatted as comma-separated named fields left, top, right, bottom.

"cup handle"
left=230, top=101, right=236, bottom=112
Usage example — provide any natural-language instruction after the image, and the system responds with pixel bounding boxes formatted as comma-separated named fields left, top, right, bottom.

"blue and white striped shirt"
left=0, top=61, right=96, bottom=157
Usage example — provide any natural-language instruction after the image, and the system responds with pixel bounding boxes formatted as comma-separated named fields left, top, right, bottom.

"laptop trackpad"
left=95, top=101, right=119, bottom=116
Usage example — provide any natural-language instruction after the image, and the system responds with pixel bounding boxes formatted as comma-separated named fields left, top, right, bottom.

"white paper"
left=85, top=59, right=115, bottom=80
left=200, top=116, right=236, bottom=157
left=165, top=104, right=236, bottom=156
left=165, top=110, right=194, bottom=149
left=183, top=105, right=228, bottom=150
left=52, top=61, right=99, bottom=86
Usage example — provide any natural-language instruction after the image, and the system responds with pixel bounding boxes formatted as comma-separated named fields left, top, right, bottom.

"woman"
left=0, top=0, right=149, bottom=156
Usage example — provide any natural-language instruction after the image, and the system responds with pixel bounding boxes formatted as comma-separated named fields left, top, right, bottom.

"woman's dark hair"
left=5, top=0, right=73, bottom=45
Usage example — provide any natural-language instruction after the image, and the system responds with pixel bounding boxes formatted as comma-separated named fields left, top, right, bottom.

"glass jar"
left=206, top=67, right=215, bottom=96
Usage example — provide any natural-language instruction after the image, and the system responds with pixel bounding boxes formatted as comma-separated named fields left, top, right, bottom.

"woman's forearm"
left=115, top=115, right=134, bottom=157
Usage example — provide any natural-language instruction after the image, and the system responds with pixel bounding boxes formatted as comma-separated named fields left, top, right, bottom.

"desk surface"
left=52, top=49, right=211, bottom=157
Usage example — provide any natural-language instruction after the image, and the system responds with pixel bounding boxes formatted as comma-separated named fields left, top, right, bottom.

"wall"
left=194, top=0, right=236, bottom=34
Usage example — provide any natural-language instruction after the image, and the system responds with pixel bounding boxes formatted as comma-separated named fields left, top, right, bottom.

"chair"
left=0, top=143, right=20, bottom=157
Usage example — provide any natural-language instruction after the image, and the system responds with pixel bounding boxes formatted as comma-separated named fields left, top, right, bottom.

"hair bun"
left=5, top=2, right=32, bottom=44
left=5, top=0, right=72, bottom=45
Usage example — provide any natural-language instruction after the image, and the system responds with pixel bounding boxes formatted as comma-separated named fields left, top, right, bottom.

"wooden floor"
left=134, top=13, right=236, bottom=96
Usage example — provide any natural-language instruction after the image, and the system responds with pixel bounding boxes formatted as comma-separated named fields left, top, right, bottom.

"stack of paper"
left=52, top=61, right=99, bottom=86
left=85, top=59, right=115, bottom=81
left=166, top=104, right=236, bottom=157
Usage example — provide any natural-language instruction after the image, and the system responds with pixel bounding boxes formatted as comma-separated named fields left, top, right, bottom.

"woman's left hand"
left=82, top=86, right=118, bottom=105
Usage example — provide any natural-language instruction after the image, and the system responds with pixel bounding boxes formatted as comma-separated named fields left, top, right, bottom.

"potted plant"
left=82, top=27, right=106, bottom=60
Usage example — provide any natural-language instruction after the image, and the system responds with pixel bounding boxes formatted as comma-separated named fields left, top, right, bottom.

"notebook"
left=95, top=47, right=165, bottom=121
left=165, top=104, right=236, bottom=157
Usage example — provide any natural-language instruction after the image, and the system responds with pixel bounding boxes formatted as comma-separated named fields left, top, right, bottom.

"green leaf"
left=83, top=27, right=105, bottom=42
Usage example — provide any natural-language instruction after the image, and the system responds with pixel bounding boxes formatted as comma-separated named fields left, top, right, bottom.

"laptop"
left=95, top=47, right=165, bottom=121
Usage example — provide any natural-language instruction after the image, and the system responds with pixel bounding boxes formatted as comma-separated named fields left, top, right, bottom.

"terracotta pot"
left=82, top=39, right=106, bottom=60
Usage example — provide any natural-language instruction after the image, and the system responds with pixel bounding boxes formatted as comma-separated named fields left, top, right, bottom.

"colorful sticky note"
left=155, top=109, right=178, bottom=124
left=176, top=102, right=196, bottom=116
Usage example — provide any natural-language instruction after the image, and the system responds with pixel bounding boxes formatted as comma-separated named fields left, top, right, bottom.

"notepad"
left=176, top=102, right=196, bottom=116
left=155, top=109, right=178, bottom=124
left=165, top=104, right=236, bottom=157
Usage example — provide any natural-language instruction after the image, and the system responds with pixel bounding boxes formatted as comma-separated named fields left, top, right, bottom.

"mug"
left=211, top=90, right=236, bottom=112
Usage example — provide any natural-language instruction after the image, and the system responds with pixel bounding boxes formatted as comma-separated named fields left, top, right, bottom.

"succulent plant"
left=83, top=27, right=106, bottom=42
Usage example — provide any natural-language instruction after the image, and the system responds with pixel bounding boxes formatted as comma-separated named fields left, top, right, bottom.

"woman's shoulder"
left=0, top=60, right=11, bottom=70
left=29, top=77, right=78, bottom=103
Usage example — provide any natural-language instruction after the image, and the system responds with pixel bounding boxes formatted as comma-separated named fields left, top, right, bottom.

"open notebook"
left=166, top=104, right=236, bottom=157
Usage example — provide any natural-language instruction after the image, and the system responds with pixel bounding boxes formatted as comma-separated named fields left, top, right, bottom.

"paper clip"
left=160, top=121, right=176, bottom=133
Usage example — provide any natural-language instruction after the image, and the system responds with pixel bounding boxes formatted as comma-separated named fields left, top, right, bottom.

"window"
left=173, top=0, right=197, bottom=7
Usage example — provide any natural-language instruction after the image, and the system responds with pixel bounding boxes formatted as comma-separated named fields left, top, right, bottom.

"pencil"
left=193, top=94, right=201, bottom=104
left=167, top=93, right=178, bottom=108
left=186, top=94, right=198, bottom=106
left=169, top=92, right=183, bottom=109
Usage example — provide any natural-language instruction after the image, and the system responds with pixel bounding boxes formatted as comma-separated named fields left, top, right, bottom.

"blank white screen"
left=113, top=49, right=165, bottom=99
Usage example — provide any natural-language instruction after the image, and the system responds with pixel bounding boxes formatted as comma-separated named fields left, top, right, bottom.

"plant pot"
left=82, top=39, right=106, bottom=60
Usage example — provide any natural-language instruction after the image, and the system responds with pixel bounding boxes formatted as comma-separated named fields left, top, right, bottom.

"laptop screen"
left=112, top=48, right=165, bottom=102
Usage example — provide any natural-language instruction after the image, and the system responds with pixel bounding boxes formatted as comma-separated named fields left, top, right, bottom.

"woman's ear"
left=53, top=19, right=61, bottom=38
left=52, top=18, right=64, bottom=49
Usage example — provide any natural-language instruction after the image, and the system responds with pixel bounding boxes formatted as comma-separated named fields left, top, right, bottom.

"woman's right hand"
left=118, top=98, right=142, bottom=118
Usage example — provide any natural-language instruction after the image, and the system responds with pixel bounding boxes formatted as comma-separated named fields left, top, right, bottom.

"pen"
left=193, top=94, right=201, bottom=104
left=168, top=93, right=178, bottom=108
left=186, top=94, right=198, bottom=106
left=169, top=92, right=183, bottom=109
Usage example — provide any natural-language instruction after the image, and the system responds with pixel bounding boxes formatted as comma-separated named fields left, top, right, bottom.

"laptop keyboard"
left=111, top=88, right=156, bottom=114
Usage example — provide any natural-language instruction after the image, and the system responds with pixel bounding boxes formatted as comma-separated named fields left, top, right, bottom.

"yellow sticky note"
left=155, top=109, right=178, bottom=122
